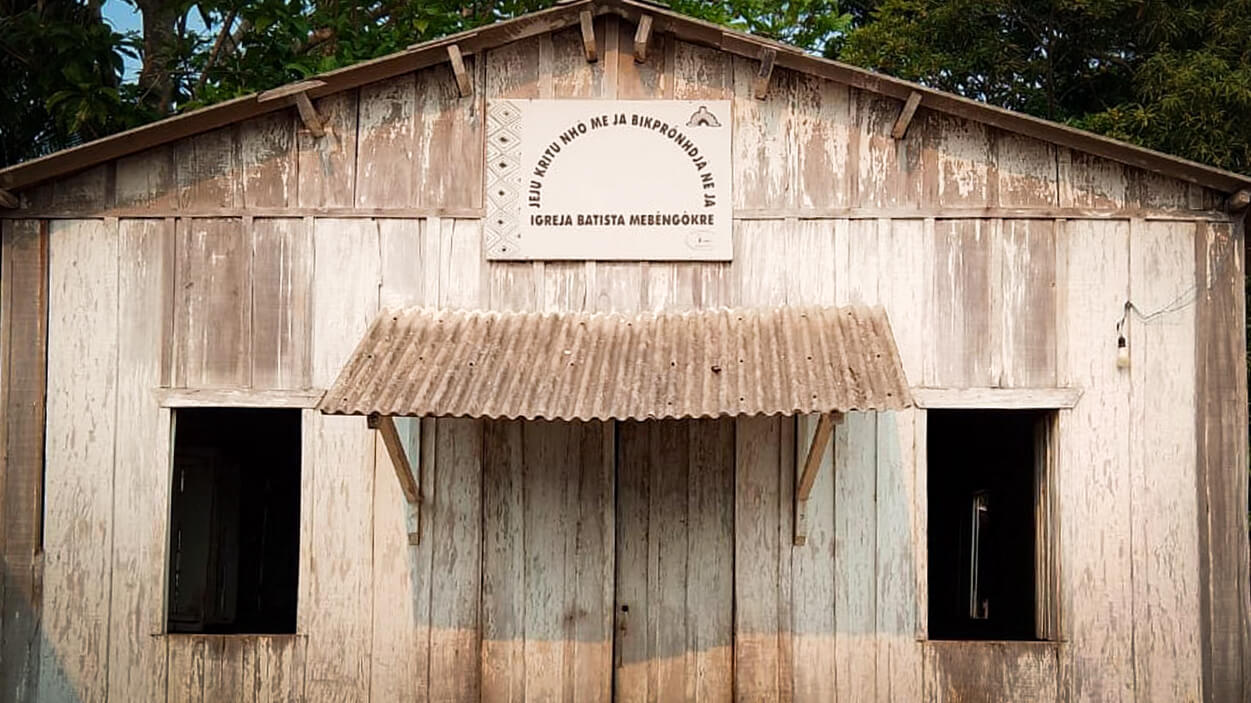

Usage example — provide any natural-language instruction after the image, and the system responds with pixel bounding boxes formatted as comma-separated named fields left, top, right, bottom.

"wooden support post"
left=892, top=91, right=923, bottom=140
left=447, top=44, right=473, bottom=97
left=633, top=14, right=653, bottom=63
left=795, top=412, right=842, bottom=546
left=754, top=48, right=777, bottom=100
left=579, top=10, right=598, bottom=62
left=1228, top=189, right=1251, bottom=212
left=0, top=188, right=18, bottom=209
left=368, top=413, right=422, bottom=542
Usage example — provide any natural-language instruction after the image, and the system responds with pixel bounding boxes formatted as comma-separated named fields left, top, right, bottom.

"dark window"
left=928, top=410, right=1054, bottom=641
left=167, top=408, right=301, bottom=634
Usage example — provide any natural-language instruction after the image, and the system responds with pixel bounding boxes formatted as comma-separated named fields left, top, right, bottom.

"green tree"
left=840, top=0, right=1251, bottom=175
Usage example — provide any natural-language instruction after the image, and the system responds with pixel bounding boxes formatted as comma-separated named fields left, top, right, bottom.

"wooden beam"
left=0, top=188, right=18, bottom=209
left=256, top=79, right=328, bottom=103
left=911, top=386, right=1083, bottom=409
left=579, top=10, right=598, bottom=62
left=1228, top=189, right=1251, bottom=212
left=157, top=387, right=326, bottom=409
left=753, top=48, right=777, bottom=100
left=368, top=414, right=421, bottom=506
left=891, top=91, right=923, bottom=140
left=633, top=14, right=653, bottom=63
left=447, top=44, right=473, bottom=97
left=292, top=92, right=326, bottom=137
left=795, top=412, right=841, bottom=546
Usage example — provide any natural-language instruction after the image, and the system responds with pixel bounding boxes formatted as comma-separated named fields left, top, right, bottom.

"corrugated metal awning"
left=318, top=306, right=912, bottom=421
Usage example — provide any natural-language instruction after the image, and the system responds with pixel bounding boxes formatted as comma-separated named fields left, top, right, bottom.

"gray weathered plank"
left=0, top=220, right=47, bottom=703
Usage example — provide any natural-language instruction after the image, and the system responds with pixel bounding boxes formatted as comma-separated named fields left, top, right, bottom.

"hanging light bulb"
left=1116, top=334, right=1130, bottom=370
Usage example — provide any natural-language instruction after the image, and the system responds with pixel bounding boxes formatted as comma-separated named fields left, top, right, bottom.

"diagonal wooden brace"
left=447, top=44, right=473, bottom=97
left=795, top=412, right=842, bottom=546
left=633, top=14, right=653, bottom=63
left=580, top=10, right=598, bottom=62
left=754, top=48, right=777, bottom=100
left=258, top=79, right=328, bottom=137
left=892, top=91, right=923, bottom=140
left=368, top=413, right=422, bottom=543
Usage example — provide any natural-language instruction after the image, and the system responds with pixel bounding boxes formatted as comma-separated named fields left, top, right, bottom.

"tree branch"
left=192, top=9, right=236, bottom=99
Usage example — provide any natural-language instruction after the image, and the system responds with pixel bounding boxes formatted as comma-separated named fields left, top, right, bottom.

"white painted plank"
left=833, top=412, right=878, bottom=702
left=108, top=219, right=174, bottom=702
left=40, top=218, right=118, bottom=703
left=1128, top=220, right=1202, bottom=700
left=303, top=217, right=380, bottom=702
left=1059, top=219, right=1133, bottom=702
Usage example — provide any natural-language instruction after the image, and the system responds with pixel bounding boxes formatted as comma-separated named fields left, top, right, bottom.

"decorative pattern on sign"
left=485, top=100, right=524, bottom=257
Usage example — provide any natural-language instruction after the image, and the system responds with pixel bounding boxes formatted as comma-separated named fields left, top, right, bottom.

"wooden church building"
left=1, top=0, right=1249, bottom=700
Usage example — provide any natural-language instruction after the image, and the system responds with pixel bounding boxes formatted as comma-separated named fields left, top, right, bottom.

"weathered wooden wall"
left=7, top=14, right=1241, bottom=703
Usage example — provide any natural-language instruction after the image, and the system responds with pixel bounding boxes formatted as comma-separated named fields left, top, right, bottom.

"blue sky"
left=102, top=0, right=209, bottom=82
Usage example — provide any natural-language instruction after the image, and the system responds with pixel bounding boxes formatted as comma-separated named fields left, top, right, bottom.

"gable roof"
left=3, top=0, right=1250, bottom=196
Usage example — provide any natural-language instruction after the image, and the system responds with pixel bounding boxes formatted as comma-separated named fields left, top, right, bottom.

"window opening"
left=928, top=409, right=1054, bottom=641
left=167, top=408, right=301, bottom=634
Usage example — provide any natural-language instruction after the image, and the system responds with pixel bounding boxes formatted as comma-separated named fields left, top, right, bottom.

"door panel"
left=615, top=419, right=734, bottom=703
left=481, top=420, right=615, bottom=703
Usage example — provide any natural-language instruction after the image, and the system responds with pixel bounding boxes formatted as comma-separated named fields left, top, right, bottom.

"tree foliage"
left=841, top=0, right=1251, bottom=175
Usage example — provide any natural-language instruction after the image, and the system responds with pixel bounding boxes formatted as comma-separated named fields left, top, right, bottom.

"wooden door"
left=614, top=419, right=735, bottom=703
left=481, top=420, right=616, bottom=703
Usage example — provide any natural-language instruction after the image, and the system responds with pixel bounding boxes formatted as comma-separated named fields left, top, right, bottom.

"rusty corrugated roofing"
left=318, top=305, right=912, bottom=421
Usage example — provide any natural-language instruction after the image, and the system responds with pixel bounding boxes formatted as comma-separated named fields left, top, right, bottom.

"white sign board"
left=485, top=100, right=732, bottom=261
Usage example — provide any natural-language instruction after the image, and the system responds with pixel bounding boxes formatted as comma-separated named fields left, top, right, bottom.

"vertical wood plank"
left=793, top=74, right=851, bottom=210
left=615, top=421, right=650, bottom=703
left=687, top=419, right=734, bottom=703
left=1000, top=219, right=1057, bottom=387
left=854, top=92, right=924, bottom=208
left=296, top=91, right=358, bottom=208
left=426, top=418, right=483, bottom=703
left=922, top=114, right=993, bottom=207
left=790, top=414, right=836, bottom=703
left=250, top=218, right=312, bottom=390
left=176, top=127, right=242, bottom=209
left=1194, top=219, right=1251, bottom=703
left=172, top=217, right=251, bottom=388
left=370, top=218, right=427, bottom=703
left=0, top=220, right=48, bottom=703
left=574, top=420, right=614, bottom=703
left=834, top=412, right=877, bottom=703
left=1059, top=219, right=1133, bottom=703
left=304, top=217, right=379, bottom=702
left=239, top=113, right=297, bottom=209
left=115, top=146, right=177, bottom=210
left=414, top=59, right=484, bottom=210
left=482, top=420, right=526, bottom=703
left=1128, top=220, right=1201, bottom=701
left=108, top=219, right=174, bottom=703
left=356, top=75, right=416, bottom=208
left=40, top=218, right=118, bottom=703
left=995, top=132, right=1059, bottom=208
left=731, top=60, right=791, bottom=209
left=931, top=219, right=992, bottom=387
left=734, top=415, right=782, bottom=701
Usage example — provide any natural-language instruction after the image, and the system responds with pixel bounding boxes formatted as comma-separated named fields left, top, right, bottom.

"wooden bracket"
left=368, top=413, right=422, bottom=543
left=579, top=10, right=598, bottom=62
left=753, top=48, right=777, bottom=100
left=633, top=14, right=653, bottom=63
left=0, top=188, right=19, bottom=209
left=892, top=91, right=923, bottom=140
left=795, top=412, right=842, bottom=546
left=447, top=44, right=473, bottom=97
left=258, top=80, right=328, bottom=138
left=1228, top=189, right=1251, bottom=212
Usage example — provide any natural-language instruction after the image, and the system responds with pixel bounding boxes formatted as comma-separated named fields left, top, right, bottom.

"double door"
left=480, top=419, right=735, bottom=703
